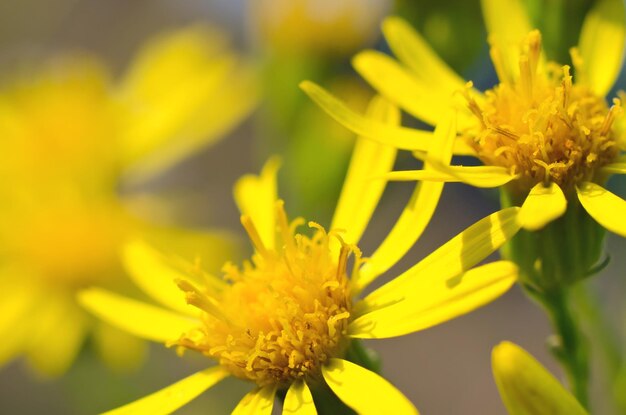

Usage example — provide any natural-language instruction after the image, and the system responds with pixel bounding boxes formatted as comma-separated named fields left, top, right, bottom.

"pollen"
left=173, top=201, right=360, bottom=387
left=462, top=30, right=622, bottom=194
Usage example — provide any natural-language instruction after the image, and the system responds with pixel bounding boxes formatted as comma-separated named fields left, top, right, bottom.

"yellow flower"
left=301, top=0, right=626, bottom=290
left=0, top=25, right=257, bottom=376
left=301, top=0, right=626, bottom=236
left=492, top=341, right=587, bottom=415
left=79, top=97, right=519, bottom=414
left=248, top=0, right=388, bottom=55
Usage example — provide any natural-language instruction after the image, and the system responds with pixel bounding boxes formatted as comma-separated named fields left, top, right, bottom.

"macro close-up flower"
left=300, top=0, right=626, bottom=409
left=0, top=25, right=256, bottom=376
left=5, top=0, right=626, bottom=413
left=79, top=96, right=520, bottom=414
left=302, top=0, right=626, bottom=286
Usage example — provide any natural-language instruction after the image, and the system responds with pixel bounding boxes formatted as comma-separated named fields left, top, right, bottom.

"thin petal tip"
left=492, top=340, right=520, bottom=367
left=299, top=80, right=315, bottom=91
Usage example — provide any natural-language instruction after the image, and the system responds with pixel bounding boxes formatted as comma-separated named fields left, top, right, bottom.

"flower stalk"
left=536, top=287, right=590, bottom=408
left=571, top=282, right=626, bottom=413
left=345, top=339, right=382, bottom=375
left=501, top=188, right=605, bottom=407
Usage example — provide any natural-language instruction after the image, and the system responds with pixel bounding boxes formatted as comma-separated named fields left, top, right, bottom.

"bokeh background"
left=1, top=0, right=625, bottom=414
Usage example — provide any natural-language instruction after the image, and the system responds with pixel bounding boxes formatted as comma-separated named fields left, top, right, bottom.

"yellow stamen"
left=525, top=30, right=542, bottom=77
left=175, top=279, right=229, bottom=322
left=174, top=202, right=360, bottom=386
left=462, top=31, right=621, bottom=193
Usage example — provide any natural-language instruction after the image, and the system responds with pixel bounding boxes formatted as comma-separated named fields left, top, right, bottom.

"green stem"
left=345, top=339, right=381, bottom=374
left=538, top=288, right=590, bottom=408
left=572, top=283, right=626, bottom=414
left=309, top=380, right=356, bottom=415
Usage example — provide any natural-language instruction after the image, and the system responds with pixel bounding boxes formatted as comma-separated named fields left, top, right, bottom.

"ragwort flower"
left=0, top=25, right=256, bottom=376
left=80, top=97, right=519, bottom=414
left=301, top=0, right=626, bottom=289
left=249, top=0, right=388, bottom=56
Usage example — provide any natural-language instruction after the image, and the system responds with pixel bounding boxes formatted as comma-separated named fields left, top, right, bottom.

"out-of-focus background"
left=0, top=0, right=624, bottom=414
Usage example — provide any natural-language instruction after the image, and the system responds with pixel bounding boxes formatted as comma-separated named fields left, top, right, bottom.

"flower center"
left=8, top=203, right=128, bottom=286
left=462, top=31, right=621, bottom=193
left=174, top=202, right=359, bottom=387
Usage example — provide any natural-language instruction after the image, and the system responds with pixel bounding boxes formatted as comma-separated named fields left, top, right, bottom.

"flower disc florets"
left=462, top=31, right=621, bottom=194
left=174, top=202, right=360, bottom=387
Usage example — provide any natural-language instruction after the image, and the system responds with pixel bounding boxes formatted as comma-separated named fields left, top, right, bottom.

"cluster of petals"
left=302, top=0, right=626, bottom=237
left=80, top=97, right=521, bottom=414
left=0, top=25, right=256, bottom=376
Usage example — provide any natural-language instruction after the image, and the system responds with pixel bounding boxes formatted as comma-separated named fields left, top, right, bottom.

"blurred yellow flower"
left=492, top=341, right=587, bottom=415
left=0, top=25, right=257, bottom=376
left=248, top=0, right=389, bottom=55
left=301, top=0, right=626, bottom=236
left=80, top=97, right=519, bottom=414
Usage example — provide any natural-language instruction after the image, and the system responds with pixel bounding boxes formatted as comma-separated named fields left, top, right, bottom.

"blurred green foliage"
left=394, top=0, right=485, bottom=73
left=526, top=0, right=595, bottom=63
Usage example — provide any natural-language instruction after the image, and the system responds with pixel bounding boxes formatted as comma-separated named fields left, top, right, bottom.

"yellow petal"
left=283, top=380, right=317, bottom=415
left=140, top=226, right=236, bottom=278
left=120, top=25, right=228, bottom=99
left=330, top=95, right=399, bottom=253
left=26, top=294, right=87, bottom=376
left=94, top=322, right=147, bottom=372
left=119, top=25, right=258, bottom=179
left=322, top=359, right=418, bottom=415
left=381, top=17, right=468, bottom=92
left=481, top=0, right=532, bottom=41
left=355, top=113, right=456, bottom=292
left=481, top=0, right=533, bottom=82
left=451, top=140, right=476, bottom=156
left=576, top=181, right=626, bottom=237
left=232, top=385, right=276, bottom=415
left=518, top=182, right=567, bottom=231
left=0, top=322, right=26, bottom=367
left=299, top=81, right=432, bottom=152
left=78, top=288, right=197, bottom=343
left=382, top=165, right=516, bottom=188
left=102, top=367, right=229, bottom=415
left=0, top=278, right=40, bottom=339
left=360, top=207, right=521, bottom=313
left=356, top=182, right=443, bottom=293
left=301, top=80, right=476, bottom=156
left=123, top=232, right=231, bottom=313
left=578, top=0, right=626, bottom=96
left=0, top=279, right=41, bottom=366
left=492, top=341, right=588, bottom=415
left=350, top=261, right=517, bottom=339
left=352, top=50, right=470, bottom=128
left=122, top=240, right=200, bottom=316
left=234, top=157, right=280, bottom=250
left=600, top=162, right=626, bottom=175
